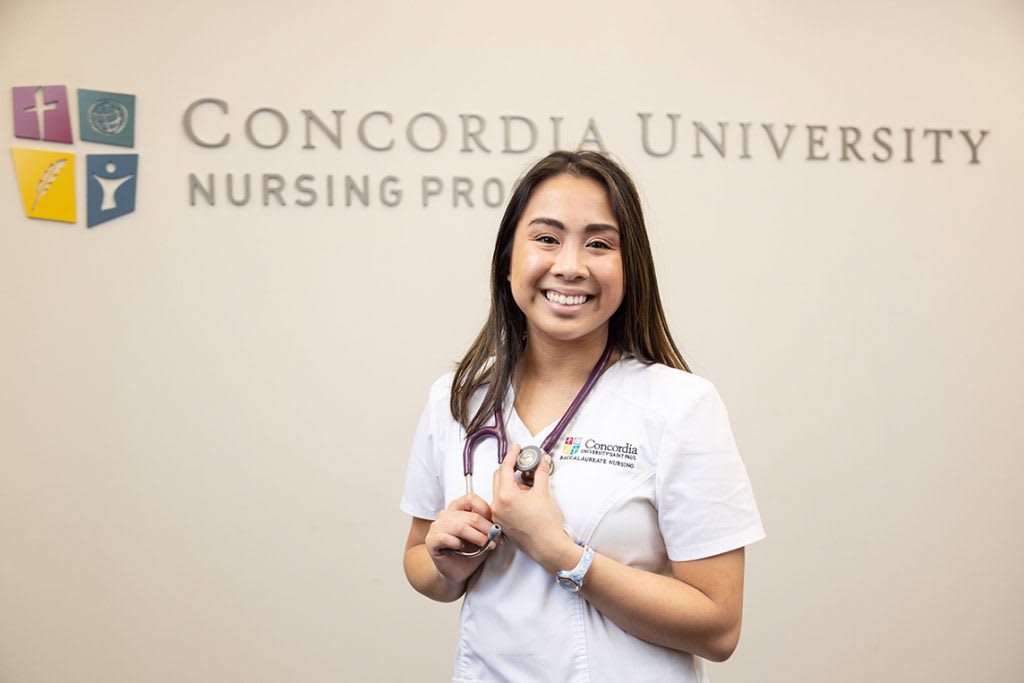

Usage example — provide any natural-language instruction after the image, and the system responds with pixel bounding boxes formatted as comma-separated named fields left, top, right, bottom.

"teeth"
left=546, top=291, right=588, bottom=305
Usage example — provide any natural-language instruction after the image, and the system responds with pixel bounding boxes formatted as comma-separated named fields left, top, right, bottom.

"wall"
left=2, top=1, right=1023, bottom=681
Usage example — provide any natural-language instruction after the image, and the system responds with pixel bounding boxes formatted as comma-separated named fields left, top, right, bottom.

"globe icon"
left=88, top=99, right=129, bottom=136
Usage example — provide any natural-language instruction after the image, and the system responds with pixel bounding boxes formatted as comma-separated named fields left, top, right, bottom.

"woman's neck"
left=518, top=329, right=614, bottom=390
left=512, top=329, right=619, bottom=437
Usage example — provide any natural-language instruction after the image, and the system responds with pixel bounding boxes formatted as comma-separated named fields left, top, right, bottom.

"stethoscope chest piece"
left=515, top=445, right=550, bottom=486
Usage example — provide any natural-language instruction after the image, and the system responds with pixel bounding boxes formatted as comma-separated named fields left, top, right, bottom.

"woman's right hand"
left=425, top=493, right=501, bottom=582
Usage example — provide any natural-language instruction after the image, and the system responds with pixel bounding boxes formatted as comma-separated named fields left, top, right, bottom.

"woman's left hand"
left=491, top=444, right=580, bottom=573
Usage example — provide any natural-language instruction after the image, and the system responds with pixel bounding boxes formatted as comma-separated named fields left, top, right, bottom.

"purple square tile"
left=12, top=85, right=73, bottom=143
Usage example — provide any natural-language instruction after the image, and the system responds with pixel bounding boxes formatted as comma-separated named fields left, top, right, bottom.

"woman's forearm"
left=582, top=552, right=743, bottom=661
left=535, top=537, right=745, bottom=661
left=403, top=543, right=468, bottom=603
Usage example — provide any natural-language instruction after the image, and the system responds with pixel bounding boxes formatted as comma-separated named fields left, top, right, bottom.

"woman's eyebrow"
left=528, top=217, right=620, bottom=233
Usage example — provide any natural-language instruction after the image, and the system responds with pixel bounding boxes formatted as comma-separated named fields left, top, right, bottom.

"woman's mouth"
left=544, top=290, right=592, bottom=306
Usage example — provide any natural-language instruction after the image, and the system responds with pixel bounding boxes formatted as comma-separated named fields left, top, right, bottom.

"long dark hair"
left=450, top=150, right=689, bottom=433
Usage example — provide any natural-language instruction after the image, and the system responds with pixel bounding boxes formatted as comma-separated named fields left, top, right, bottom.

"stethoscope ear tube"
left=439, top=524, right=502, bottom=558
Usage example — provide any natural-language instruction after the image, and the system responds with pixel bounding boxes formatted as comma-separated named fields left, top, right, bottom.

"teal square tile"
left=78, top=89, right=135, bottom=147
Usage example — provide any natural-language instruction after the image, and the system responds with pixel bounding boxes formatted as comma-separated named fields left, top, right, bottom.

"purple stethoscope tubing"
left=441, top=341, right=614, bottom=558
left=461, top=408, right=507, bottom=496
left=462, top=340, right=614, bottom=486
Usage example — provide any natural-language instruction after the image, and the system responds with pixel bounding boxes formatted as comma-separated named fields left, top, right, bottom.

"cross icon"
left=24, top=87, right=58, bottom=138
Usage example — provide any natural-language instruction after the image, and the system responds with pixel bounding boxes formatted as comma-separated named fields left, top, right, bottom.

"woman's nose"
left=550, top=246, right=588, bottom=280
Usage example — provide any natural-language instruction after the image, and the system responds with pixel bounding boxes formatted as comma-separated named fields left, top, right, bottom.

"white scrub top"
left=401, top=358, right=765, bottom=683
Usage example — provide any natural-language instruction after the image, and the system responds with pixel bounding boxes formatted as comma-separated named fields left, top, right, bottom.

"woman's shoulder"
left=617, top=359, right=735, bottom=452
left=619, top=356, right=716, bottom=395
left=616, top=357, right=722, bottom=419
left=428, top=356, right=498, bottom=404
left=425, top=371, right=457, bottom=405
left=423, top=368, right=492, bottom=411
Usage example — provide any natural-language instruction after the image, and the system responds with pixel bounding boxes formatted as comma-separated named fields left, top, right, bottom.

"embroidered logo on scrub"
left=10, top=85, right=138, bottom=228
left=560, top=436, right=638, bottom=470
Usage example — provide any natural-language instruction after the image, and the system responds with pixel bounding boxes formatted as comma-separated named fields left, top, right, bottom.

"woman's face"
left=508, top=173, right=625, bottom=347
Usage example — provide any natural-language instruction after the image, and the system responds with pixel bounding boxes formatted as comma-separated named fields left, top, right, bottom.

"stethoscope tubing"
left=442, top=342, right=614, bottom=558
left=461, top=408, right=507, bottom=495
left=440, top=524, right=502, bottom=558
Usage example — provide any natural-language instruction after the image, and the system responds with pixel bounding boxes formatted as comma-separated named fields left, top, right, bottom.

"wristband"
left=555, top=544, right=594, bottom=593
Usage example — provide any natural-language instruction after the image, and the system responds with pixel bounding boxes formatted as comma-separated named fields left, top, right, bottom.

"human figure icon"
left=92, top=161, right=135, bottom=211
left=85, top=154, right=139, bottom=228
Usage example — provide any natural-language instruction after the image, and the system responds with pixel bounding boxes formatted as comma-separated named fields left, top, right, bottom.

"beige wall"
left=2, top=1, right=1023, bottom=681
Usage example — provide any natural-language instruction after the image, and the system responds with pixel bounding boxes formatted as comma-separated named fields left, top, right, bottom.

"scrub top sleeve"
left=655, top=381, right=765, bottom=562
left=399, top=395, right=445, bottom=521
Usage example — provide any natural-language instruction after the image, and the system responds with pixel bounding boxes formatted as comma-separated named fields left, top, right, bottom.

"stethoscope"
left=441, top=341, right=614, bottom=558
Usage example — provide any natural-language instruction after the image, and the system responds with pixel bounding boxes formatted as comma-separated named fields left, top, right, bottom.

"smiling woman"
left=508, top=174, right=625, bottom=346
left=400, top=150, right=765, bottom=682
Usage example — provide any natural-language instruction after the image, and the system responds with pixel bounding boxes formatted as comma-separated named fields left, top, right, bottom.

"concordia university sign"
left=4, top=88, right=998, bottom=225
left=181, top=99, right=991, bottom=211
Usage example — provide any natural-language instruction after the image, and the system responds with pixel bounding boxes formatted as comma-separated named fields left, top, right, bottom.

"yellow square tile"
left=10, top=147, right=76, bottom=223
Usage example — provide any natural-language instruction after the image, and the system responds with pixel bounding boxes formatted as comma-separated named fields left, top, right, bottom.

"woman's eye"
left=535, top=235, right=559, bottom=245
left=587, top=240, right=612, bottom=250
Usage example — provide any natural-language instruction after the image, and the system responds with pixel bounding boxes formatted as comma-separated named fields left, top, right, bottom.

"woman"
left=401, top=150, right=764, bottom=682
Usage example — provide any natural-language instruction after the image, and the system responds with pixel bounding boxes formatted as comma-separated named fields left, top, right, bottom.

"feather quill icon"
left=31, top=159, right=67, bottom=211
